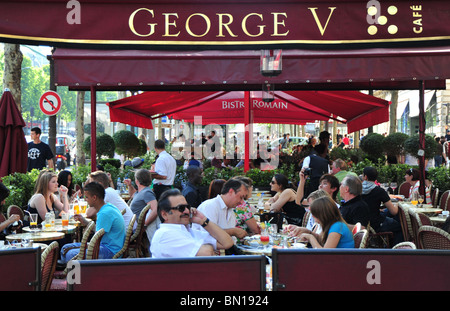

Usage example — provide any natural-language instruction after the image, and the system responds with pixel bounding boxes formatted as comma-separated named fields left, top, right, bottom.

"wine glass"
left=418, top=195, right=424, bottom=207
left=390, top=182, right=397, bottom=194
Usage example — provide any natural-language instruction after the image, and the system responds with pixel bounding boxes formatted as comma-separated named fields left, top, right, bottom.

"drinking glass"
left=260, top=228, right=270, bottom=250
left=80, top=200, right=87, bottom=214
left=69, top=203, right=74, bottom=216
left=73, top=202, right=80, bottom=215
left=418, top=195, right=424, bottom=207
left=411, top=193, right=418, bottom=206
left=29, top=213, right=38, bottom=232
left=61, top=213, right=69, bottom=227
left=390, top=182, right=397, bottom=194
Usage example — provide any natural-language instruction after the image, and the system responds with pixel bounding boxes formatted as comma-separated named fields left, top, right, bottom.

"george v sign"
left=0, top=0, right=449, bottom=50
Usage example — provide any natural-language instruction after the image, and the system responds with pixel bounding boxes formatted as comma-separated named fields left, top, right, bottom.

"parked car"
left=270, top=136, right=308, bottom=148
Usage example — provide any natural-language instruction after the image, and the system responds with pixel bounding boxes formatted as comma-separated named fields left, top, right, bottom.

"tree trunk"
left=389, top=90, right=399, bottom=135
left=3, top=44, right=23, bottom=110
left=76, top=91, right=86, bottom=166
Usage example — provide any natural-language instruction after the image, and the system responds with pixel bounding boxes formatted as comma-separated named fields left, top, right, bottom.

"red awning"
left=107, top=90, right=390, bottom=133
left=53, top=47, right=450, bottom=91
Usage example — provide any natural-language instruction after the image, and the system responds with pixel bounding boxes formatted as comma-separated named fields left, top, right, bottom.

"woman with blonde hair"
left=27, top=171, right=69, bottom=223
left=299, top=196, right=354, bottom=248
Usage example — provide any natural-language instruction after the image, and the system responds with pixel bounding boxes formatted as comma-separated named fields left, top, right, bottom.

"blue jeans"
left=378, top=216, right=404, bottom=245
left=60, top=242, right=115, bottom=263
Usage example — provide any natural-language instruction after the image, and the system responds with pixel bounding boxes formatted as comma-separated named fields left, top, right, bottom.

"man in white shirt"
left=150, top=189, right=233, bottom=258
left=152, top=139, right=177, bottom=200
left=195, top=178, right=248, bottom=239
left=86, top=171, right=136, bottom=231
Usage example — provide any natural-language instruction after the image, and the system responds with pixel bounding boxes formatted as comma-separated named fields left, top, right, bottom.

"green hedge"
left=2, top=156, right=449, bottom=212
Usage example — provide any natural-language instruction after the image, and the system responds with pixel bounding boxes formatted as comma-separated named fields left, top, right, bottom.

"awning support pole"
left=244, top=91, right=250, bottom=172
left=90, top=85, right=97, bottom=172
left=418, top=81, right=426, bottom=197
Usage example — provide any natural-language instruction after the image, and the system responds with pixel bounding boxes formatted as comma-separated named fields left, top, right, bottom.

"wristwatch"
left=201, top=218, right=210, bottom=227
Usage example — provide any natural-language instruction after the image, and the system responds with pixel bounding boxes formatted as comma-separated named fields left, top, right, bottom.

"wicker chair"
left=353, top=229, right=369, bottom=248
left=398, top=182, right=411, bottom=198
left=431, top=188, right=439, bottom=208
left=301, top=211, right=311, bottom=228
left=86, top=228, right=105, bottom=260
left=128, top=204, right=151, bottom=258
left=113, top=214, right=136, bottom=259
left=407, top=209, right=422, bottom=245
left=41, top=241, right=59, bottom=291
left=418, top=225, right=450, bottom=249
left=7, top=205, right=24, bottom=221
left=398, top=204, right=413, bottom=242
left=56, top=221, right=96, bottom=277
left=367, top=224, right=393, bottom=248
left=417, top=212, right=432, bottom=226
left=392, top=241, right=417, bottom=249
left=438, top=190, right=450, bottom=211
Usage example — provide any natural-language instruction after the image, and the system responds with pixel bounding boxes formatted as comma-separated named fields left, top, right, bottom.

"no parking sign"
left=39, top=91, right=62, bottom=116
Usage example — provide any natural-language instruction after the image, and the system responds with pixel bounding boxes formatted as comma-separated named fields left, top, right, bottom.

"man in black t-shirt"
left=339, top=175, right=370, bottom=228
left=27, top=127, right=54, bottom=171
left=361, top=167, right=403, bottom=244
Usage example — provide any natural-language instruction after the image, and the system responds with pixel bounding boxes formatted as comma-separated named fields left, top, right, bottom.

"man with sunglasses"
left=150, top=189, right=233, bottom=258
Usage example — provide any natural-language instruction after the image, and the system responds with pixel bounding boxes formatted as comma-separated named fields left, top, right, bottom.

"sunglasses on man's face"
left=170, top=204, right=190, bottom=213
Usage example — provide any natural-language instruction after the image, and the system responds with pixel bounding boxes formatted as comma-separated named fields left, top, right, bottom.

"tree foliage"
left=113, top=130, right=140, bottom=159
left=83, top=133, right=116, bottom=160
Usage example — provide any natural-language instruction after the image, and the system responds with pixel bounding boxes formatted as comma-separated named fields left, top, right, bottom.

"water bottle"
left=116, top=177, right=122, bottom=191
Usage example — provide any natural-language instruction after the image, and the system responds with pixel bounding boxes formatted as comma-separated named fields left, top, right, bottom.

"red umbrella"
left=0, top=89, right=28, bottom=178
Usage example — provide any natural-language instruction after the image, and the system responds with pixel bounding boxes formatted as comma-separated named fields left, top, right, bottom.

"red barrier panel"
left=272, top=249, right=450, bottom=291
left=68, top=255, right=266, bottom=291
left=0, top=247, right=41, bottom=291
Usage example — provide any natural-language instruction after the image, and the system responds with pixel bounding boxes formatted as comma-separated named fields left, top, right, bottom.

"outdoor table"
left=429, top=215, right=448, bottom=226
left=398, top=202, right=443, bottom=215
left=120, top=192, right=131, bottom=201
left=236, top=234, right=307, bottom=256
left=23, top=224, right=77, bottom=235
left=5, top=231, right=65, bottom=242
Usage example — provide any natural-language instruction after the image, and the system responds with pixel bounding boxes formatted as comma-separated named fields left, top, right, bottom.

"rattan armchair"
left=438, top=190, right=450, bottom=211
left=41, top=241, right=59, bottom=291
left=86, top=228, right=105, bottom=260
left=113, top=214, right=136, bottom=259
left=367, top=223, right=394, bottom=248
left=353, top=229, right=369, bottom=248
left=418, top=225, right=450, bottom=249
left=431, top=188, right=439, bottom=208
left=398, top=204, right=413, bottom=242
left=128, top=204, right=151, bottom=258
left=398, top=182, right=411, bottom=198
left=301, top=211, right=311, bottom=228
left=392, top=241, right=416, bottom=249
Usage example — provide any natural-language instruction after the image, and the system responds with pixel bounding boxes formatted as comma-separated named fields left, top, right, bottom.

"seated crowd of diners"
left=0, top=154, right=445, bottom=261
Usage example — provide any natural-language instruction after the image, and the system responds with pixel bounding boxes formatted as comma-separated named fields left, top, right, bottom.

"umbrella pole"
left=418, top=81, right=426, bottom=197
left=90, top=85, right=97, bottom=172
left=244, top=91, right=250, bottom=172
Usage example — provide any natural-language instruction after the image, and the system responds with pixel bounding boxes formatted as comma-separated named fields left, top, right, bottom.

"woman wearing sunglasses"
left=264, top=174, right=305, bottom=225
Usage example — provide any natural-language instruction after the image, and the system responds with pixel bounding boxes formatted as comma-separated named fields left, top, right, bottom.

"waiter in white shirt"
left=152, top=139, right=177, bottom=200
